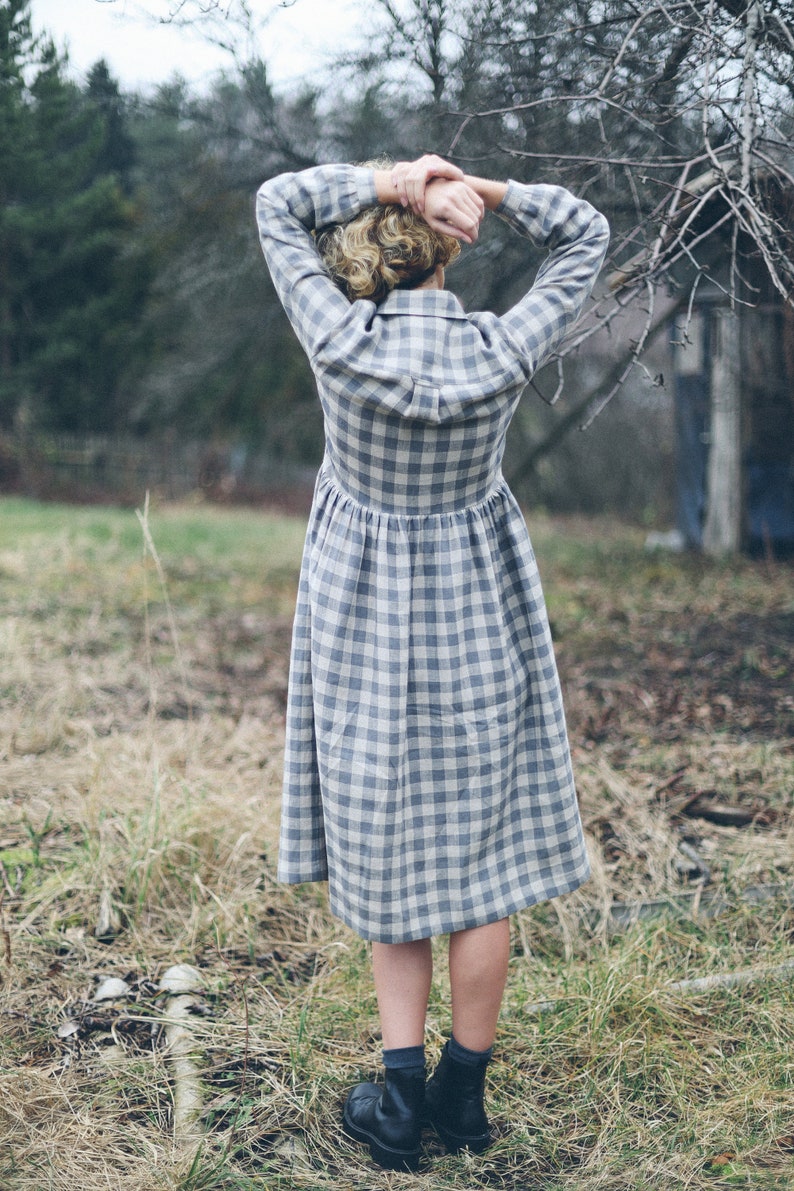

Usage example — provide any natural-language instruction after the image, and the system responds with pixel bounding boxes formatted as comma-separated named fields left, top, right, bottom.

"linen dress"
left=256, top=165, right=609, bottom=943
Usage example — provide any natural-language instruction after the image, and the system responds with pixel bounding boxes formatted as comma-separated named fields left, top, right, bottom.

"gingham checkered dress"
left=256, top=165, right=609, bottom=942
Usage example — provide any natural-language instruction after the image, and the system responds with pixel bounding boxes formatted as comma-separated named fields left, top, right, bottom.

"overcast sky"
left=29, top=0, right=364, bottom=92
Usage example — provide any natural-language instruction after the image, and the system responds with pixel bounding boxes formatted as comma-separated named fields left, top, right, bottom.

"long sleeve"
left=255, top=165, right=379, bottom=359
left=494, top=182, right=609, bottom=376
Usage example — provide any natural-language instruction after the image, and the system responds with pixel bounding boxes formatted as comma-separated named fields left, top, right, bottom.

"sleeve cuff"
left=354, top=166, right=379, bottom=210
left=495, top=179, right=523, bottom=219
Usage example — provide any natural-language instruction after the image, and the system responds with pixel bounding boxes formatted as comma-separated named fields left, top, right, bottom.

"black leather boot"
left=342, top=1066, right=425, bottom=1171
left=425, top=1041, right=492, bottom=1153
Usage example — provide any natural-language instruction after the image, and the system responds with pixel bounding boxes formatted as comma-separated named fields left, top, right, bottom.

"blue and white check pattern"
left=257, top=165, right=609, bottom=942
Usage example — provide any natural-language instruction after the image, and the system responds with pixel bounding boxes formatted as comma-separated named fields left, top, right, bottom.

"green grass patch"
left=0, top=496, right=792, bottom=1190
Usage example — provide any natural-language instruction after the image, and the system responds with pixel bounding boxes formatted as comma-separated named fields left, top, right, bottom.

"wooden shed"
left=673, top=267, right=794, bottom=556
left=615, top=169, right=794, bottom=555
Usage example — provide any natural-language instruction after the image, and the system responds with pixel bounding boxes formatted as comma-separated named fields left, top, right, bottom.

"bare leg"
left=448, top=918, right=510, bottom=1051
left=371, top=939, right=433, bottom=1049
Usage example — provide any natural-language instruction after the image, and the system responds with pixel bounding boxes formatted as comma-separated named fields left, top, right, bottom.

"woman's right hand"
left=391, top=154, right=465, bottom=214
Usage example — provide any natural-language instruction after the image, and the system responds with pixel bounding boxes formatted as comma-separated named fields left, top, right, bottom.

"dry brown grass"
left=1, top=497, right=792, bottom=1189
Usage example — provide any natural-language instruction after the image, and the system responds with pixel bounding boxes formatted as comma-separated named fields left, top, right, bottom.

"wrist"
left=461, top=175, right=508, bottom=211
left=373, top=169, right=401, bottom=205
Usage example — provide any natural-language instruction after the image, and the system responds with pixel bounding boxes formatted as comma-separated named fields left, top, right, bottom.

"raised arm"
left=491, top=181, right=609, bottom=374
left=256, top=158, right=484, bottom=357
left=256, top=164, right=378, bottom=358
left=389, top=158, right=609, bottom=375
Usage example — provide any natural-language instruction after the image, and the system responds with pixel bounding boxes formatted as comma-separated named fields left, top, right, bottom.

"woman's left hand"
left=423, top=178, right=484, bottom=243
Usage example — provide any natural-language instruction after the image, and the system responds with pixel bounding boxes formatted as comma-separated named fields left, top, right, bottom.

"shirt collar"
left=376, top=288, right=467, bottom=319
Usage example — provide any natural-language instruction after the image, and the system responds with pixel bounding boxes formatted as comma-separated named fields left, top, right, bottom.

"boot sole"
left=342, top=1107, right=421, bottom=1172
left=428, top=1115, right=492, bottom=1155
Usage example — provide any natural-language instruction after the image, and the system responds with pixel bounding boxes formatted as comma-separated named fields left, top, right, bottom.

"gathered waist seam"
left=317, top=460, right=510, bottom=522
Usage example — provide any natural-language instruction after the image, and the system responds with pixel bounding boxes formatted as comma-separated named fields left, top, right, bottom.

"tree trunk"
left=702, top=307, right=743, bottom=554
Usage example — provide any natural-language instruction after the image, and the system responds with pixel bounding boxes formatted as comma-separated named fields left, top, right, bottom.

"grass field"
left=0, top=495, right=792, bottom=1190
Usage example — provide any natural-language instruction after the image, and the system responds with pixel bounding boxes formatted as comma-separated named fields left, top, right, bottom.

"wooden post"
left=703, top=307, right=743, bottom=554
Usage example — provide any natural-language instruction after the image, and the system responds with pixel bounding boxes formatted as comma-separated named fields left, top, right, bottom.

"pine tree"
left=0, top=0, right=35, bottom=420
left=86, top=59, right=136, bottom=194
left=0, top=2, right=151, bottom=433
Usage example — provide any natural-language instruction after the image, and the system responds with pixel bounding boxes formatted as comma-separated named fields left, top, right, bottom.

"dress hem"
left=276, top=861, right=592, bottom=944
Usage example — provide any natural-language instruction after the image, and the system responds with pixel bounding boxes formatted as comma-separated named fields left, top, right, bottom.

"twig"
left=136, top=492, right=194, bottom=723
left=677, top=840, right=712, bottom=883
left=668, top=959, right=794, bottom=995
left=588, top=880, right=794, bottom=934
left=526, top=957, right=794, bottom=1016
left=160, top=965, right=207, bottom=1146
left=0, top=890, right=11, bottom=972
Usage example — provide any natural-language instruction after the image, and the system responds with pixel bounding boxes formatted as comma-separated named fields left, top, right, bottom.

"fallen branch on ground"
left=526, top=958, right=794, bottom=1016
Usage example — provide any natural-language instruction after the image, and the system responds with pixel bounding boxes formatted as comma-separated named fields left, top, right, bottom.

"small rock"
left=94, top=976, right=131, bottom=1002
left=644, top=528, right=685, bottom=552
left=57, top=1020, right=80, bottom=1039
left=274, top=1135, right=309, bottom=1160
left=159, top=964, right=204, bottom=995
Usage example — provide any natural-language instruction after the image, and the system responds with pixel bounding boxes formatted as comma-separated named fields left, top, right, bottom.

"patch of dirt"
left=69, top=613, right=295, bottom=736
left=559, top=609, right=793, bottom=745
left=134, top=603, right=791, bottom=748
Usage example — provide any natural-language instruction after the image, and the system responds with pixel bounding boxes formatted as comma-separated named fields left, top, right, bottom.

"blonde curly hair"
left=316, top=200, right=461, bottom=304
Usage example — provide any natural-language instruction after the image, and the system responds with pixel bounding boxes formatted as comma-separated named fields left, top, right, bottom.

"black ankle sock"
left=448, top=1033, right=493, bottom=1067
left=382, top=1044, right=426, bottom=1074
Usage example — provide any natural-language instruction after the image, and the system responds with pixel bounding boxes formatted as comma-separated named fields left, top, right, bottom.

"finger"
left=457, top=217, right=480, bottom=243
left=456, top=186, right=484, bottom=221
left=438, top=195, right=481, bottom=234
left=428, top=216, right=479, bottom=244
left=412, top=156, right=463, bottom=208
left=391, top=165, right=410, bottom=207
left=406, top=167, right=427, bottom=213
left=423, top=154, right=464, bottom=181
left=431, top=181, right=482, bottom=224
left=463, top=200, right=484, bottom=228
left=452, top=193, right=480, bottom=224
left=468, top=186, right=485, bottom=214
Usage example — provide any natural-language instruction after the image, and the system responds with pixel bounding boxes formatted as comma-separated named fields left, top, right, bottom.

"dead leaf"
left=705, top=1151, right=737, bottom=1169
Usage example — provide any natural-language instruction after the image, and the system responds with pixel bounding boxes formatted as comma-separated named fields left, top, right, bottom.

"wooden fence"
left=0, top=432, right=317, bottom=511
